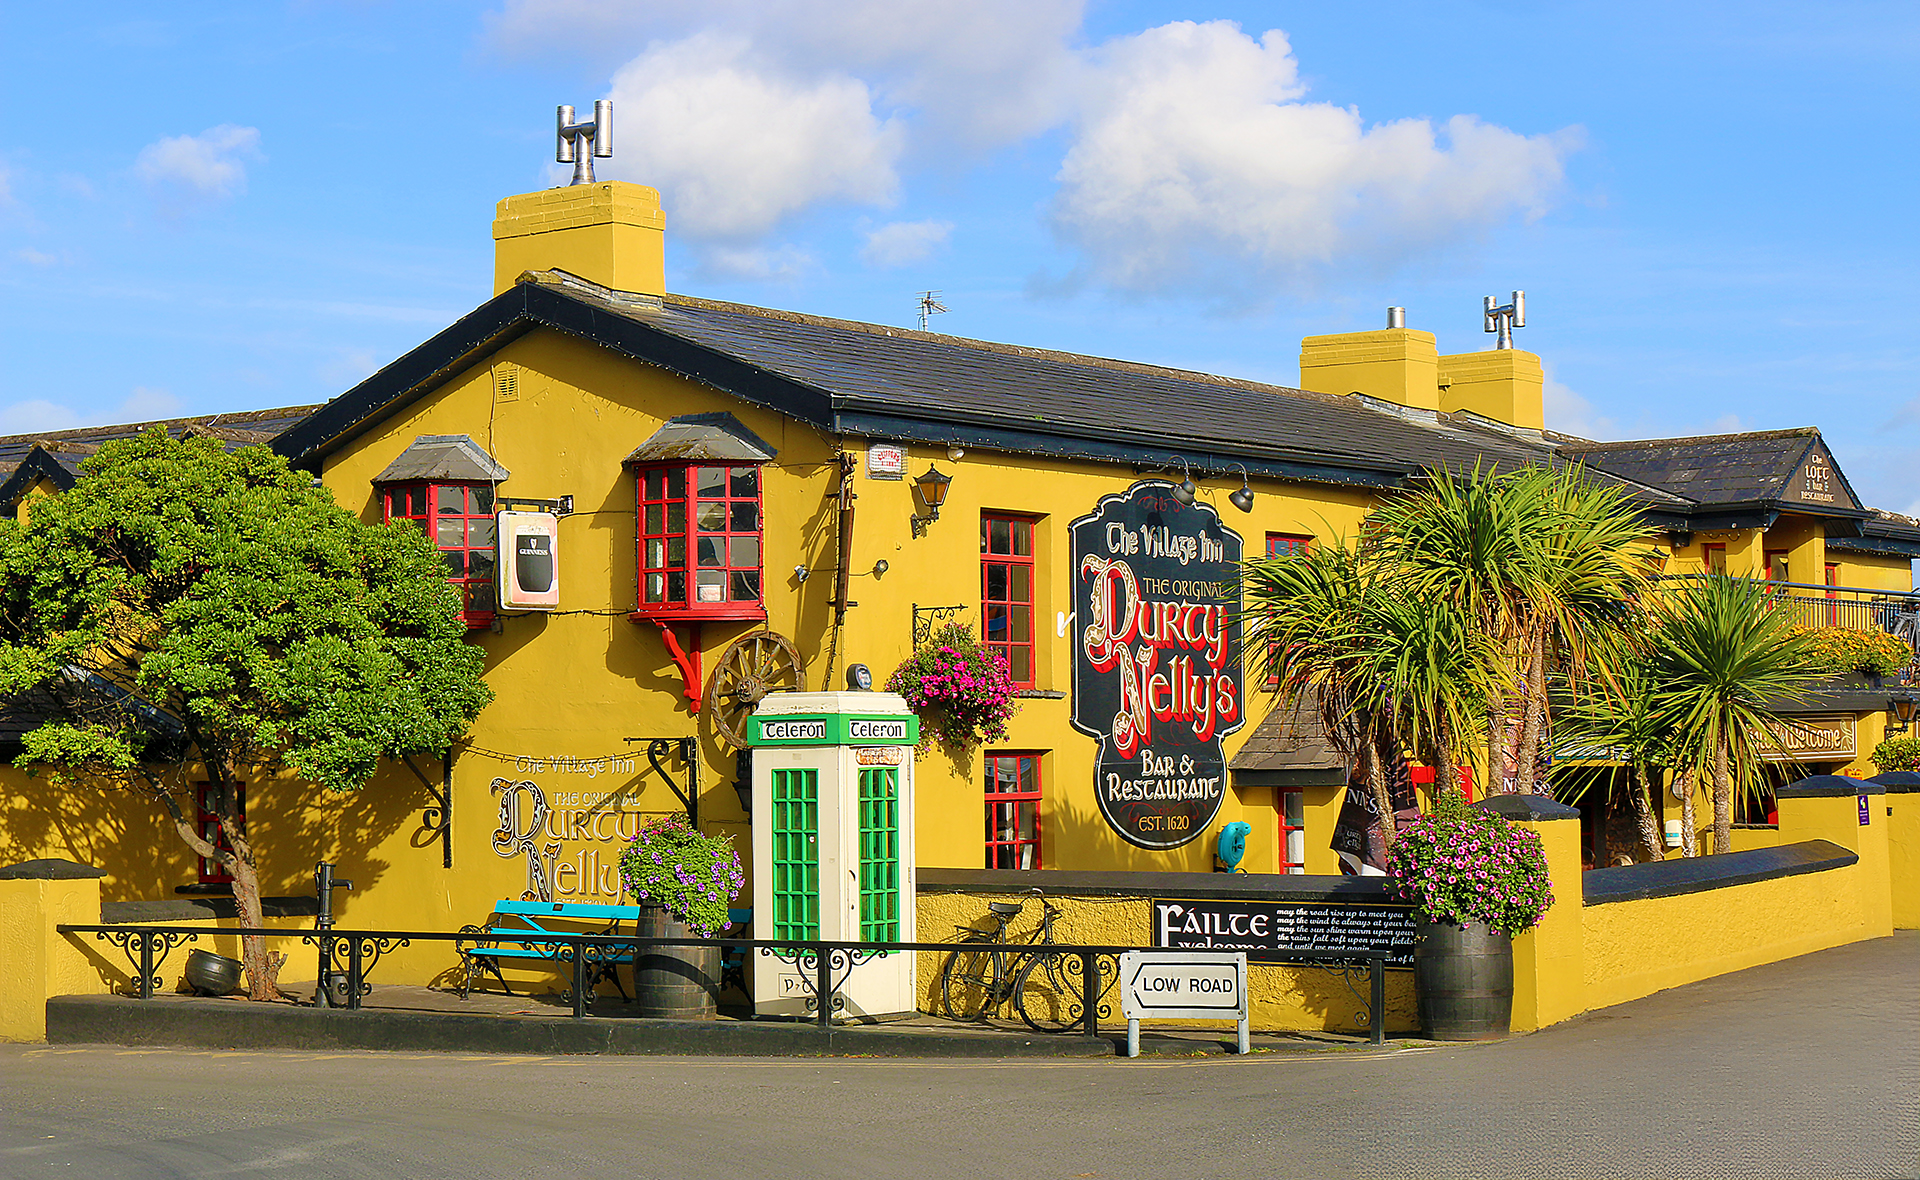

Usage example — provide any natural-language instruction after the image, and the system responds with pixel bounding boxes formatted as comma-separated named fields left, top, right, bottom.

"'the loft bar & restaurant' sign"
left=1071, top=481, right=1244, bottom=850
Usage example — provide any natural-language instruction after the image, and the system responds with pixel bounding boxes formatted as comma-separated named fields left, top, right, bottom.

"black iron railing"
left=56, top=923, right=1392, bottom=1044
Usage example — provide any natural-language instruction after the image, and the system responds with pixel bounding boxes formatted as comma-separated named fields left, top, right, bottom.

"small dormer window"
left=372, top=435, right=511, bottom=630
left=625, top=413, right=775, bottom=623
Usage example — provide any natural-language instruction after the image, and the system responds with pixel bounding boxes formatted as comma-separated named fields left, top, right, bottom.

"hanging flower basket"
left=885, top=623, right=1019, bottom=750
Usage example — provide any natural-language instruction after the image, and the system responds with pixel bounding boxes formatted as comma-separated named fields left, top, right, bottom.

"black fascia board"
left=0, top=448, right=79, bottom=509
left=831, top=409, right=1415, bottom=491
left=274, top=283, right=841, bottom=470
left=1828, top=534, right=1920, bottom=559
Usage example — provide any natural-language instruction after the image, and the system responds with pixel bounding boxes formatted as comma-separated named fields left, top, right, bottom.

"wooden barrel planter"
left=1412, top=914, right=1513, bottom=1041
left=632, top=905, right=720, bottom=1019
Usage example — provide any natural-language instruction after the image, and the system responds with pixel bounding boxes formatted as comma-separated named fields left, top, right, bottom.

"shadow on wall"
left=0, top=762, right=422, bottom=913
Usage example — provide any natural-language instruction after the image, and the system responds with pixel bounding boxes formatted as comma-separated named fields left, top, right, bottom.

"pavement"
left=3, top=933, right=1914, bottom=1179
left=44, top=976, right=1392, bottom=1059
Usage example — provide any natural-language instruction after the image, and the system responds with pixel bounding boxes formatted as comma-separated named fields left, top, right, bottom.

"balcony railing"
left=1655, top=574, right=1920, bottom=681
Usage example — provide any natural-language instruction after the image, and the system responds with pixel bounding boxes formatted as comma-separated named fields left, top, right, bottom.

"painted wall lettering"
left=1070, top=482, right=1244, bottom=850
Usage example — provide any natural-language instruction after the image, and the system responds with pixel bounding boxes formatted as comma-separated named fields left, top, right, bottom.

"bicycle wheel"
left=939, top=945, right=999, bottom=1021
left=1013, top=949, right=1080, bottom=1032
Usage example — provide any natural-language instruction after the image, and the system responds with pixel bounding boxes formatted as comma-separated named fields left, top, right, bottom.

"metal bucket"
left=184, top=949, right=244, bottom=997
left=631, top=905, right=720, bottom=1019
left=1412, top=915, right=1513, bottom=1041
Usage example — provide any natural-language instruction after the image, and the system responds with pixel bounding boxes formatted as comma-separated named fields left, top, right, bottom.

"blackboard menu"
left=1153, top=898, right=1416, bottom=967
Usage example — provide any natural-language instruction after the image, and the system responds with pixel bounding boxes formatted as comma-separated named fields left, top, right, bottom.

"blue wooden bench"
left=457, top=900, right=642, bottom=1001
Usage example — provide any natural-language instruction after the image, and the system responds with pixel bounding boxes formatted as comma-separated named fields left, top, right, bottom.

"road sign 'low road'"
left=1118, top=950, right=1248, bottom=1020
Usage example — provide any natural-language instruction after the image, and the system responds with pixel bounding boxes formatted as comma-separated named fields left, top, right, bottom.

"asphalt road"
left=1, top=933, right=1914, bottom=1180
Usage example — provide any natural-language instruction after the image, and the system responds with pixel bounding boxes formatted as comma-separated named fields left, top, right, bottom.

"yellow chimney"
left=491, top=181, right=666, bottom=297
left=1298, top=321, right=1440, bottom=413
left=1437, top=349, right=1545, bottom=431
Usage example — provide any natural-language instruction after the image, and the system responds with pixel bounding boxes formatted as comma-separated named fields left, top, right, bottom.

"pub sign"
left=1070, top=481, right=1244, bottom=849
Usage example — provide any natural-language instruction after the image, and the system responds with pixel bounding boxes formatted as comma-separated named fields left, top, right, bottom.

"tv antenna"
left=556, top=101, right=613, bottom=186
left=916, top=291, right=948, bottom=331
left=1483, top=290, right=1526, bottom=349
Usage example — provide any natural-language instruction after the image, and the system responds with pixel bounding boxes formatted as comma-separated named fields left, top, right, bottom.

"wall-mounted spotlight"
left=947, top=446, right=965, bottom=461
left=872, top=559, right=889, bottom=577
left=1226, top=462, right=1255, bottom=513
left=1170, top=458, right=1197, bottom=507
left=911, top=465, right=953, bottom=538
left=793, top=564, right=811, bottom=583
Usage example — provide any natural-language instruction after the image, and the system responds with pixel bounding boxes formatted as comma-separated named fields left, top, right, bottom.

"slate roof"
left=1228, top=696, right=1348, bottom=777
left=0, top=405, right=321, bottom=509
left=274, top=270, right=1692, bottom=514
left=372, top=434, right=510, bottom=484
left=1558, top=429, right=1861, bottom=511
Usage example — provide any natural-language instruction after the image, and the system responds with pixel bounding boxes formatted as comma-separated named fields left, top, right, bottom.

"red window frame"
left=632, top=462, right=767, bottom=622
left=1764, top=549, right=1790, bottom=583
left=984, top=752, right=1043, bottom=870
left=981, top=513, right=1037, bottom=687
left=195, top=784, right=244, bottom=885
left=1277, top=788, right=1304, bottom=874
left=1825, top=562, right=1841, bottom=626
left=1702, top=543, right=1727, bottom=576
left=382, top=481, right=497, bottom=628
left=1266, top=533, right=1312, bottom=558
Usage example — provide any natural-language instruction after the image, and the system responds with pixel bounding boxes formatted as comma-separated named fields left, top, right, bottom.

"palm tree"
left=1372, top=462, right=1653, bottom=795
left=1347, top=584, right=1498, bottom=800
left=1646, top=576, right=1817, bottom=854
left=1245, top=539, right=1404, bottom=845
left=1549, top=624, right=1676, bottom=862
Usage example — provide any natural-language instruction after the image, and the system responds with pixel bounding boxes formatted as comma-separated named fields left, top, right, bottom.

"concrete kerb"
left=42, top=992, right=1440, bottom=1059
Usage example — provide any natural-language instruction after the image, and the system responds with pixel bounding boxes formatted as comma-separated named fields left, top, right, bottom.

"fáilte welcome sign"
left=1070, top=481, right=1244, bottom=850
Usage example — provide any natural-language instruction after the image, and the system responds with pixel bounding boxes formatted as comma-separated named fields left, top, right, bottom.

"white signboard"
left=866, top=441, right=906, bottom=479
left=497, top=511, right=560, bottom=610
left=1118, top=950, right=1249, bottom=1056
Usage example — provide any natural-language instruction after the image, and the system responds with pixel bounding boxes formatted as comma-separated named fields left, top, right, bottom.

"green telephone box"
left=748, top=691, right=918, bottom=1019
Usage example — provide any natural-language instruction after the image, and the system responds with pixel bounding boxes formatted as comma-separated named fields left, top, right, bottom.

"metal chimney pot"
left=1386, top=307, right=1406, bottom=329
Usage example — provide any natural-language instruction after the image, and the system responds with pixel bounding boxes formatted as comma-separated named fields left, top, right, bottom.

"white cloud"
left=1541, top=366, right=1615, bottom=440
left=860, top=219, right=952, bottom=267
left=1052, top=21, right=1577, bottom=294
left=133, top=125, right=262, bottom=210
left=490, top=6, right=1576, bottom=296
left=488, top=0, right=1082, bottom=149
left=0, top=387, right=180, bottom=435
left=13, top=248, right=58, bottom=267
left=692, top=243, right=815, bottom=283
left=606, top=33, right=902, bottom=239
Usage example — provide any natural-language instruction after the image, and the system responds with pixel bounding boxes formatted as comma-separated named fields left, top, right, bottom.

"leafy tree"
left=1645, top=576, right=1815, bottom=855
left=0, top=430, right=492, bottom=999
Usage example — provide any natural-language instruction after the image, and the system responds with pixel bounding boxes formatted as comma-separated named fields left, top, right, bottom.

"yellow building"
left=1, top=176, right=1916, bottom=1000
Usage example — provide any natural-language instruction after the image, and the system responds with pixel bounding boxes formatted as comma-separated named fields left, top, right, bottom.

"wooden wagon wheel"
left=705, top=630, right=805, bottom=748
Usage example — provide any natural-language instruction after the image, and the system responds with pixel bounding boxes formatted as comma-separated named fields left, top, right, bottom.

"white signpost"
left=1117, top=950, right=1250, bottom=1057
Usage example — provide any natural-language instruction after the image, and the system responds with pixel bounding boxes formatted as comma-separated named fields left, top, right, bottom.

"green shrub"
left=1792, top=626, right=1914, bottom=677
left=1869, top=736, right=1920, bottom=773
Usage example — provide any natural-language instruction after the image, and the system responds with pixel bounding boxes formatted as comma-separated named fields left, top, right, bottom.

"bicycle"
left=936, top=889, right=1087, bottom=1033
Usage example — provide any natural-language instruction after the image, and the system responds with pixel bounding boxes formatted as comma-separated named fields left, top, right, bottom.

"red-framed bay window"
left=1267, top=533, right=1312, bottom=558
left=382, top=482, right=497, bottom=628
left=985, top=752, right=1043, bottom=869
left=632, top=463, right=766, bottom=620
left=981, top=513, right=1036, bottom=686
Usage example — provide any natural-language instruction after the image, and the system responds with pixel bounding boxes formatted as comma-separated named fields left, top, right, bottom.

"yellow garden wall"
left=916, top=884, right=1416, bottom=1036
left=1579, top=861, right=1867, bottom=1013
left=1885, top=790, right=1920, bottom=928
left=0, top=871, right=110, bottom=1042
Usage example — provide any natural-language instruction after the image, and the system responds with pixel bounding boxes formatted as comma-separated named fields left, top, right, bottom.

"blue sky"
left=2, top=2, right=1916, bottom=517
